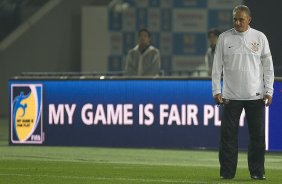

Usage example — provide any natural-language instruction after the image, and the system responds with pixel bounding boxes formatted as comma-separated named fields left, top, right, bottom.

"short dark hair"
left=208, top=28, right=221, bottom=38
left=138, top=28, right=151, bottom=38
left=233, top=5, right=251, bottom=17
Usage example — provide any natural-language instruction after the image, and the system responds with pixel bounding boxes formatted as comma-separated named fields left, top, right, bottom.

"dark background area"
left=1, top=0, right=281, bottom=75
left=1, top=0, right=281, bottom=118
left=245, top=0, right=282, bottom=76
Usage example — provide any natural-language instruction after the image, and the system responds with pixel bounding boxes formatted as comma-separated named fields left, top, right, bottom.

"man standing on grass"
left=212, top=5, right=274, bottom=180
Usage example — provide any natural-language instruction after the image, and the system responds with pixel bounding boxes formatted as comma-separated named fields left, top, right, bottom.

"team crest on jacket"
left=251, top=42, right=260, bottom=52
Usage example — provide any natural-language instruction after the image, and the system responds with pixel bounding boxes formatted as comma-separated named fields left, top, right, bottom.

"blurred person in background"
left=212, top=5, right=274, bottom=180
left=124, top=28, right=161, bottom=76
left=205, top=28, right=221, bottom=76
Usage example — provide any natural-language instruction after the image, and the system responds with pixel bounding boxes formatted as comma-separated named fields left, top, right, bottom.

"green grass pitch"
left=1, top=118, right=282, bottom=184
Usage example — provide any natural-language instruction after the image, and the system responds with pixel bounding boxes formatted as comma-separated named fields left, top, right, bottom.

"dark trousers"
left=219, top=99, right=265, bottom=178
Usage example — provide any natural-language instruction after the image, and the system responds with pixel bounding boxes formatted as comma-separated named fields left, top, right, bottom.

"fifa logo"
left=11, top=84, right=43, bottom=144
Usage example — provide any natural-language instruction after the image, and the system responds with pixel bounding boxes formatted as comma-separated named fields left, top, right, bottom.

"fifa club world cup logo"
left=11, top=84, right=43, bottom=144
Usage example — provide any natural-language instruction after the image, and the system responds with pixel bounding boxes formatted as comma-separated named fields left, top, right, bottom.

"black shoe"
left=251, top=175, right=266, bottom=180
left=220, top=175, right=234, bottom=179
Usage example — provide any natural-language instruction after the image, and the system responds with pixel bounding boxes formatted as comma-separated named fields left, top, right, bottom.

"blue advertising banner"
left=173, top=0, right=207, bottom=8
left=268, top=82, right=282, bottom=151
left=173, top=33, right=206, bottom=55
left=9, top=78, right=255, bottom=149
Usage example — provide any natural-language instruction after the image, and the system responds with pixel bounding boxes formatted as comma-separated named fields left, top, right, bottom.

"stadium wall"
left=0, top=0, right=110, bottom=117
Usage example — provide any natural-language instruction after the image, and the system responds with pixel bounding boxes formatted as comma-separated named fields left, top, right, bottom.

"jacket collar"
left=234, top=26, right=251, bottom=36
left=133, top=45, right=153, bottom=55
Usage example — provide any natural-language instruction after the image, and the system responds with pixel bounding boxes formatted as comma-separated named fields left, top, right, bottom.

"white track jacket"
left=212, top=27, right=274, bottom=100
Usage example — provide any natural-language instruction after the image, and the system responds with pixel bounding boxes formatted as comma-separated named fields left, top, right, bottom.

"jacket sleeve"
left=261, top=34, right=274, bottom=96
left=212, top=34, right=223, bottom=96
left=149, top=49, right=161, bottom=76
left=124, top=51, right=136, bottom=76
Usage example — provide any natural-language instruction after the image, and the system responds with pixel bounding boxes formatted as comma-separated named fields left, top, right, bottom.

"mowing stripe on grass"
left=0, top=173, right=208, bottom=183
